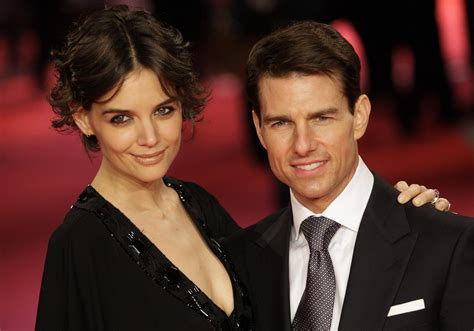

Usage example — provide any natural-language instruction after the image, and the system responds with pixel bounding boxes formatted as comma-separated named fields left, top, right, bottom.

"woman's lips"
left=132, top=150, right=165, bottom=165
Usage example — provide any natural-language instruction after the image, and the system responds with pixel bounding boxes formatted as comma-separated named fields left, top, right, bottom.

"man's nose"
left=293, top=125, right=316, bottom=156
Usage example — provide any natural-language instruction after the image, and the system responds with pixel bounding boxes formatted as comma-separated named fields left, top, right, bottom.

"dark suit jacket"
left=223, top=174, right=474, bottom=330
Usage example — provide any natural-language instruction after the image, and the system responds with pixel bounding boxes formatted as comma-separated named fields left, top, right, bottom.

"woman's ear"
left=73, top=107, right=94, bottom=137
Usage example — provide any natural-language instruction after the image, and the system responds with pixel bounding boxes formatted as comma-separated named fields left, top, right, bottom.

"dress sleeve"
left=36, top=227, right=67, bottom=330
left=35, top=215, right=105, bottom=330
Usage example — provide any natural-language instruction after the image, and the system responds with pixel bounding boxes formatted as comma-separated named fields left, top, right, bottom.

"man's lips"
left=291, top=160, right=326, bottom=171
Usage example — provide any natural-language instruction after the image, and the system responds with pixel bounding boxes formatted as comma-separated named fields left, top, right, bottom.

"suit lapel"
left=338, top=174, right=418, bottom=330
left=246, top=208, right=292, bottom=331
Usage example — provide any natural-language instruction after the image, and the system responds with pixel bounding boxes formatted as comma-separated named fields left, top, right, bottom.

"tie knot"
left=300, top=216, right=340, bottom=252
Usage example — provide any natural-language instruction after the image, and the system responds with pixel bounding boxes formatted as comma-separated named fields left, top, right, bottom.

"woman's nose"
left=137, top=120, right=158, bottom=147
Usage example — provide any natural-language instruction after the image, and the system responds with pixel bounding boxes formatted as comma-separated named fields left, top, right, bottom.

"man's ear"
left=252, top=110, right=267, bottom=150
left=73, top=107, right=94, bottom=137
left=353, top=94, right=371, bottom=140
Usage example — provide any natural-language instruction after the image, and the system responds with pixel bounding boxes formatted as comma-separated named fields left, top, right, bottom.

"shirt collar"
left=290, top=156, right=374, bottom=240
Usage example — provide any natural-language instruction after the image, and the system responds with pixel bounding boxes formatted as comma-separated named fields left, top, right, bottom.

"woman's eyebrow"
left=100, top=97, right=179, bottom=114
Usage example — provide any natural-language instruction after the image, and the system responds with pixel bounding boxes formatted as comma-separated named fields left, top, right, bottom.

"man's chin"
left=292, top=186, right=327, bottom=202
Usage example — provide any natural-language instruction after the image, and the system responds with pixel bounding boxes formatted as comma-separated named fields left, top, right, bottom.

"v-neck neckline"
left=82, top=178, right=237, bottom=328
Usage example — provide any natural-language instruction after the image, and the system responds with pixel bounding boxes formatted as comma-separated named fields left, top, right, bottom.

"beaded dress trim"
left=73, top=177, right=251, bottom=330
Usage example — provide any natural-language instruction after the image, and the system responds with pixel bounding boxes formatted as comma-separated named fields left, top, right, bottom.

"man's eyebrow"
left=262, top=107, right=339, bottom=123
left=100, top=97, right=178, bottom=114
left=307, top=107, right=339, bottom=118
left=262, top=114, right=291, bottom=124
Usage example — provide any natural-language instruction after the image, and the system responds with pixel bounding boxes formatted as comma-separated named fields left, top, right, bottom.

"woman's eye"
left=110, top=114, right=130, bottom=124
left=155, top=106, right=175, bottom=116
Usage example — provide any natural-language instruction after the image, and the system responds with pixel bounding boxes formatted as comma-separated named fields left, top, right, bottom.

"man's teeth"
left=295, top=162, right=323, bottom=170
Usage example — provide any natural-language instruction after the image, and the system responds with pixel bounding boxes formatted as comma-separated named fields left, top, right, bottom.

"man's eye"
left=315, top=115, right=331, bottom=122
left=271, top=120, right=286, bottom=128
left=155, top=106, right=175, bottom=116
left=111, top=114, right=130, bottom=124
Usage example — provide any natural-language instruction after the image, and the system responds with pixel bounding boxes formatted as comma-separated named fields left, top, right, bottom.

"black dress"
left=36, top=177, right=253, bottom=330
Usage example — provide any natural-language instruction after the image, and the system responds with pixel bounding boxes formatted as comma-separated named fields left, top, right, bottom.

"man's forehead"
left=259, top=72, right=344, bottom=96
left=259, top=74, right=346, bottom=110
left=259, top=71, right=341, bottom=84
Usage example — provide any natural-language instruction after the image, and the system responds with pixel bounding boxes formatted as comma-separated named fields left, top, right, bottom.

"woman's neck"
left=90, top=162, right=172, bottom=211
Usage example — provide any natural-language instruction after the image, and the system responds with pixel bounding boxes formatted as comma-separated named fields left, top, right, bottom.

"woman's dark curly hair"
left=50, top=4, right=208, bottom=152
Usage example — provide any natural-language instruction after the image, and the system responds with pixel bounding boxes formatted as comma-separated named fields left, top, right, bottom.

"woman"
left=36, top=5, right=250, bottom=330
left=35, top=5, right=447, bottom=330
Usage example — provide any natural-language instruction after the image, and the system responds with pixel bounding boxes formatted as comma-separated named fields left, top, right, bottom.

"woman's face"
left=75, top=68, right=183, bottom=185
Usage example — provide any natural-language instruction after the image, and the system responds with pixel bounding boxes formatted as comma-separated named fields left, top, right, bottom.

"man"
left=224, top=21, right=473, bottom=330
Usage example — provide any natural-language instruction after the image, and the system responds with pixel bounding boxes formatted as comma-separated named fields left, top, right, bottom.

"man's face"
left=253, top=73, right=370, bottom=212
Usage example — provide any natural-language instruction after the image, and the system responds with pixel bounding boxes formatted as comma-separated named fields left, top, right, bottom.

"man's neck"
left=293, top=160, right=360, bottom=214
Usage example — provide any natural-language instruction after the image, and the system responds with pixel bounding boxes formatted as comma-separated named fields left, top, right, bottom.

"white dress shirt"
left=289, top=156, right=374, bottom=331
